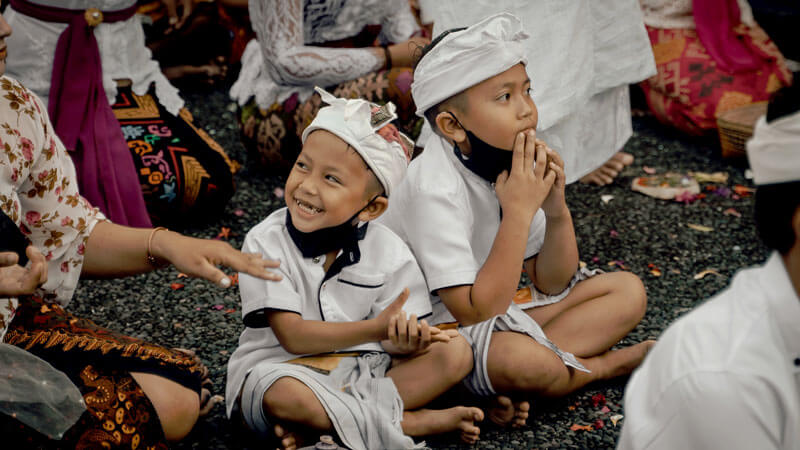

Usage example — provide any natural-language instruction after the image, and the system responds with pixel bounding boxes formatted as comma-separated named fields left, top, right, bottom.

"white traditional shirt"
left=379, top=134, right=546, bottom=324
left=230, top=0, right=419, bottom=109
left=226, top=207, right=431, bottom=416
left=4, top=0, right=184, bottom=115
left=419, top=0, right=656, bottom=182
left=0, top=76, right=105, bottom=340
left=619, top=252, right=800, bottom=449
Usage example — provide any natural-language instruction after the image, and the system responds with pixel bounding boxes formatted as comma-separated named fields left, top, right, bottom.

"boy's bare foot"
left=487, top=395, right=530, bottom=427
left=579, top=151, right=635, bottom=186
left=273, top=423, right=304, bottom=450
left=199, top=388, right=224, bottom=416
left=597, top=340, right=657, bottom=379
left=402, top=406, right=484, bottom=444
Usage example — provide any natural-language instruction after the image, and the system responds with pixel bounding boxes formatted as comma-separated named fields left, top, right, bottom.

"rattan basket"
left=717, top=102, right=767, bottom=158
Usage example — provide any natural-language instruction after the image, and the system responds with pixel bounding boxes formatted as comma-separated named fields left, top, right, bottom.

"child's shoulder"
left=402, top=136, right=464, bottom=197
left=359, top=222, right=417, bottom=269
left=242, top=207, right=290, bottom=250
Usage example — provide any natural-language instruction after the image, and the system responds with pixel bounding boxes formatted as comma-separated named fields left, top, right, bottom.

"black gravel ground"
left=69, top=87, right=768, bottom=450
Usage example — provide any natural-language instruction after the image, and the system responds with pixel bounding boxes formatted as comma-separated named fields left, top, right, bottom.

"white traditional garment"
left=746, top=110, right=800, bottom=185
left=638, top=0, right=755, bottom=30
left=303, top=88, right=412, bottom=196
left=226, top=207, right=431, bottom=418
left=379, top=133, right=590, bottom=396
left=619, top=253, right=800, bottom=449
left=0, top=76, right=105, bottom=340
left=4, top=0, right=184, bottom=115
left=421, top=1, right=656, bottom=182
left=230, top=0, right=419, bottom=110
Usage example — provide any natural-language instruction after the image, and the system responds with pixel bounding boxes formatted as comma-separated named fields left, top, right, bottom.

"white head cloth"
left=411, top=12, right=529, bottom=117
left=746, top=110, right=800, bottom=185
left=302, top=87, right=412, bottom=197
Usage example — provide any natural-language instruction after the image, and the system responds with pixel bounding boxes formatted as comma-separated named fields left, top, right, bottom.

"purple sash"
left=9, top=0, right=152, bottom=227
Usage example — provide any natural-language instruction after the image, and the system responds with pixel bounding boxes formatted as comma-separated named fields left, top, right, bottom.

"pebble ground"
left=69, top=87, right=768, bottom=449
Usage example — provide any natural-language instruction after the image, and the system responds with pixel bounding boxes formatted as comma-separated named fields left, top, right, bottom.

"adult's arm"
left=81, top=222, right=281, bottom=286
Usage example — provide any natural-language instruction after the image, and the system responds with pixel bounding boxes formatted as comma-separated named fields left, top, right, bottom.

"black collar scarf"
left=448, top=112, right=514, bottom=184
left=285, top=211, right=367, bottom=260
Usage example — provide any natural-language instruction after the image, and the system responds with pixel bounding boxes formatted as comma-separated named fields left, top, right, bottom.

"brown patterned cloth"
left=1, top=296, right=205, bottom=449
left=239, top=67, right=422, bottom=175
left=111, top=84, right=239, bottom=226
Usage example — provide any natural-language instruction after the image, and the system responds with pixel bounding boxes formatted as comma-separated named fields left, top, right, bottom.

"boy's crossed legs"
left=263, top=335, right=483, bottom=450
left=487, top=271, right=654, bottom=426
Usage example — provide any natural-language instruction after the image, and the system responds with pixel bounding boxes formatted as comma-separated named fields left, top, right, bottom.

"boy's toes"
left=273, top=424, right=298, bottom=450
left=487, top=395, right=515, bottom=426
left=613, top=151, right=635, bottom=166
left=511, top=400, right=530, bottom=428
left=458, top=407, right=483, bottom=444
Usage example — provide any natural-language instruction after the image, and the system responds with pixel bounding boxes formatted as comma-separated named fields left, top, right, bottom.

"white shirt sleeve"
left=402, top=187, right=480, bottom=293
left=249, top=0, right=382, bottom=89
left=619, top=371, right=783, bottom=450
left=239, top=230, right=303, bottom=324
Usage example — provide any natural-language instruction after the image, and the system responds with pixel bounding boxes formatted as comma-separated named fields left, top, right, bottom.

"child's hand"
left=386, top=313, right=451, bottom=355
left=495, top=130, right=556, bottom=223
left=375, top=288, right=410, bottom=338
left=538, top=142, right=568, bottom=218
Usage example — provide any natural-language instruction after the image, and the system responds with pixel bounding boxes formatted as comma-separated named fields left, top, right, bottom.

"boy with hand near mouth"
left=380, top=13, right=654, bottom=427
left=226, top=89, right=482, bottom=450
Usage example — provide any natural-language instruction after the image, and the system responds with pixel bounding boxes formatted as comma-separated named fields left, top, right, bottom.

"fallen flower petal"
left=273, top=187, right=285, bottom=199
left=601, top=195, right=614, bottom=204
left=733, top=185, right=755, bottom=197
left=694, top=269, right=722, bottom=280
left=593, top=419, right=605, bottom=430
left=610, top=414, right=624, bottom=427
left=591, top=393, right=606, bottom=407
left=216, top=227, right=231, bottom=240
left=643, top=166, right=656, bottom=174
left=234, top=209, right=245, bottom=217
left=600, top=406, right=611, bottom=413
left=213, top=304, right=225, bottom=310
left=225, top=308, right=236, bottom=314
left=687, top=223, right=714, bottom=232
left=609, top=230, right=619, bottom=238
left=570, top=424, right=594, bottom=432
left=177, top=273, right=189, bottom=279
left=723, top=208, right=742, bottom=218
left=170, top=283, right=185, bottom=290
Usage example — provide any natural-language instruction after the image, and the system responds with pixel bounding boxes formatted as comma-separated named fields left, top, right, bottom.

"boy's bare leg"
left=387, top=335, right=484, bottom=443
left=262, top=377, right=332, bottom=450
left=387, top=335, right=473, bottom=409
left=526, top=271, right=648, bottom=357
left=486, top=331, right=653, bottom=398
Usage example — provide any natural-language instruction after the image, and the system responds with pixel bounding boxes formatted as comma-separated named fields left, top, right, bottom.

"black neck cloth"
left=448, top=112, right=514, bottom=183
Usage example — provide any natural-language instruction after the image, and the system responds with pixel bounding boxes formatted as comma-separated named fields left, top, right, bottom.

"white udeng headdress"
left=411, top=12, right=529, bottom=117
left=746, top=110, right=800, bottom=185
left=301, top=87, right=413, bottom=197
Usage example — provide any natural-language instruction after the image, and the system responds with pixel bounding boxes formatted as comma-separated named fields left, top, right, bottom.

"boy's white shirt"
left=618, top=252, right=800, bottom=449
left=379, top=133, right=546, bottom=324
left=226, top=207, right=432, bottom=417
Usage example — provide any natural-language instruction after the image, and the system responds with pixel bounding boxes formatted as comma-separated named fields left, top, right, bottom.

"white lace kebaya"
left=230, top=0, right=419, bottom=110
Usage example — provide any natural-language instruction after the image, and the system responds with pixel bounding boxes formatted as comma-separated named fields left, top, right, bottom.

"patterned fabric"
left=639, top=24, right=792, bottom=135
left=240, top=67, right=421, bottom=173
left=0, top=76, right=105, bottom=333
left=1, top=365, right=168, bottom=449
left=2, top=295, right=206, bottom=449
left=112, top=84, right=239, bottom=225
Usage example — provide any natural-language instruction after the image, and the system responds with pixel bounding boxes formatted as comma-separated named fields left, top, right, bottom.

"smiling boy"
left=380, top=13, right=653, bottom=426
left=225, top=89, right=482, bottom=450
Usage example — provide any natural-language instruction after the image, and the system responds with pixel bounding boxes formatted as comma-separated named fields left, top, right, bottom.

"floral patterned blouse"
left=0, top=76, right=104, bottom=340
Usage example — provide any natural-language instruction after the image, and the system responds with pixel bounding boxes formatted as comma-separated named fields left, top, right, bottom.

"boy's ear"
left=358, top=196, right=389, bottom=222
left=435, top=111, right=466, bottom=144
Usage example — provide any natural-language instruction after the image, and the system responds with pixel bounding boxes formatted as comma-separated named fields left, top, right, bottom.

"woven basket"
left=717, top=102, right=767, bottom=158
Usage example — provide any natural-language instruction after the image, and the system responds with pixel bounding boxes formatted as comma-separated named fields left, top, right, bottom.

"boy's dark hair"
left=413, top=27, right=469, bottom=129
left=754, top=84, right=800, bottom=254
